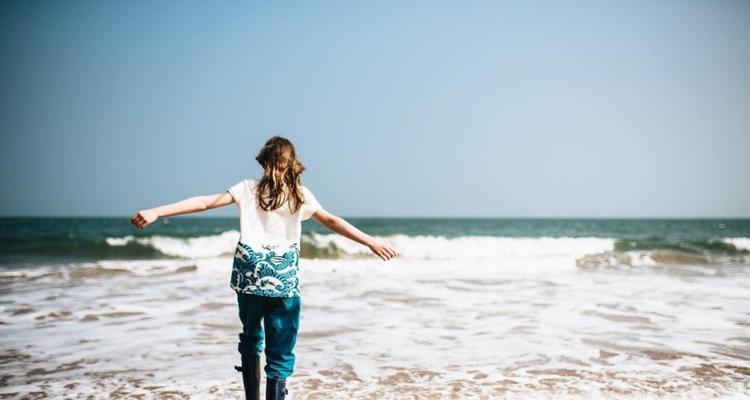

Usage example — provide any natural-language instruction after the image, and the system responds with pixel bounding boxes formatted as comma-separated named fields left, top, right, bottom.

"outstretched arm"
left=130, top=191, right=234, bottom=230
left=311, top=209, right=398, bottom=261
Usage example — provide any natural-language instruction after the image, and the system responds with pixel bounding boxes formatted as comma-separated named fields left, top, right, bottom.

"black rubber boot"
left=234, top=353, right=261, bottom=400
left=265, top=378, right=288, bottom=400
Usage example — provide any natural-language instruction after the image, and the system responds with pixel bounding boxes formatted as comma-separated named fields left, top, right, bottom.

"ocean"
left=1, top=217, right=749, bottom=399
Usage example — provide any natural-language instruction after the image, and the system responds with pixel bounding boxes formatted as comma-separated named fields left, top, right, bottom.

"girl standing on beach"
left=130, top=136, right=398, bottom=400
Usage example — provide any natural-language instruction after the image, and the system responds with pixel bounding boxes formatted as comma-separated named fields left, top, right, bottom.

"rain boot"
left=265, top=378, right=287, bottom=400
left=234, top=353, right=261, bottom=400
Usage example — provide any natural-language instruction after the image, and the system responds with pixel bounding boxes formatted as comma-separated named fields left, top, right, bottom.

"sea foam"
left=106, top=230, right=240, bottom=258
left=722, top=237, right=750, bottom=251
left=106, top=231, right=615, bottom=261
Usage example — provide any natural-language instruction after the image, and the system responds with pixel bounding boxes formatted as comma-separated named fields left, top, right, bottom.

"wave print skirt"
left=230, top=241, right=301, bottom=298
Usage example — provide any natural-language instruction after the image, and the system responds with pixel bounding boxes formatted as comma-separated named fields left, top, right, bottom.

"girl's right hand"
left=368, top=239, right=398, bottom=261
left=130, top=209, right=159, bottom=230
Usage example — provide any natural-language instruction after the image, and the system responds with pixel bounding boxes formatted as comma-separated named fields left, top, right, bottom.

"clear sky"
left=1, top=0, right=748, bottom=218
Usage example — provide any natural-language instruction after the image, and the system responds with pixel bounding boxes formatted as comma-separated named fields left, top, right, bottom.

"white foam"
left=104, top=236, right=133, bottom=246
left=104, top=232, right=617, bottom=272
left=3, top=254, right=750, bottom=398
left=105, top=230, right=240, bottom=258
left=306, top=234, right=616, bottom=272
left=307, top=233, right=616, bottom=261
left=722, top=237, right=750, bottom=251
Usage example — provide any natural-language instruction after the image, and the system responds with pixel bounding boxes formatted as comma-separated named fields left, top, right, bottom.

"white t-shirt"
left=227, top=178, right=323, bottom=249
left=226, top=178, right=323, bottom=297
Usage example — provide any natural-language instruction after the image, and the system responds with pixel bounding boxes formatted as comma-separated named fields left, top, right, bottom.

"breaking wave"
left=2, top=231, right=749, bottom=269
left=302, top=233, right=616, bottom=260
left=105, top=230, right=240, bottom=258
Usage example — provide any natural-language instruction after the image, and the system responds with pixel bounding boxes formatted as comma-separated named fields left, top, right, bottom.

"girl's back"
left=228, top=178, right=321, bottom=249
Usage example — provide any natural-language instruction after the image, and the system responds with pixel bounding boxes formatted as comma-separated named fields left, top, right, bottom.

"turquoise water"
left=1, top=217, right=749, bottom=266
left=0, top=217, right=748, bottom=267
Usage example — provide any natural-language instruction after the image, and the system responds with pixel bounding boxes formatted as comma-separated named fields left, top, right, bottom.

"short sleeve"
left=227, top=180, right=247, bottom=205
left=300, top=186, right=323, bottom=220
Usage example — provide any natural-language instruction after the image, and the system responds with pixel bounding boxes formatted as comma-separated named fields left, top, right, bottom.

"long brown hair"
left=254, top=136, right=307, bottom=213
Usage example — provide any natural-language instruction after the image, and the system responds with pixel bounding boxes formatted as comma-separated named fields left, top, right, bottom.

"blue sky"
left=1, top=0, right=749, bottom=218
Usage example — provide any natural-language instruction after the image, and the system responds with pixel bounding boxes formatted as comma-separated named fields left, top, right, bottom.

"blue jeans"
left=236, top=292, right=301, bottom=380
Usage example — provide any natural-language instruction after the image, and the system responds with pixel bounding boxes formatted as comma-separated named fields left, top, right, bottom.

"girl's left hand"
left=131, top=209, right=159, bottom=230
left=368, top=240, right=398, bottom=261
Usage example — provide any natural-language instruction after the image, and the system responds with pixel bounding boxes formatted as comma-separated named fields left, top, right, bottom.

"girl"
left=130, top=136, right=398, bottom=400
